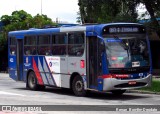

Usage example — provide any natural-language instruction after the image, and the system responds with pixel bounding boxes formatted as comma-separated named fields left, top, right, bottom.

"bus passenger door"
left=16, top=39, right=24, bottom=81
left=87, top=37, right=103, bottom=90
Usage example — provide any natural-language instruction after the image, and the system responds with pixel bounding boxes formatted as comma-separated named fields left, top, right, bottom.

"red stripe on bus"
left=99, top=74, right=129, bottom=79
left=32, top=58, right=43, bottom=85
left=98, top=75, right=112, bottom=79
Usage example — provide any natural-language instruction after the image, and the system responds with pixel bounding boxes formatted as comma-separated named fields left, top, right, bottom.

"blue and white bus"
left=8, top=23, right=152, bottom=96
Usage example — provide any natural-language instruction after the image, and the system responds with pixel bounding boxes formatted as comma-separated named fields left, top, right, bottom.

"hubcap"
left=75, top=80, right=83, bottom=92
left=29, top=74, right=35, bottom=88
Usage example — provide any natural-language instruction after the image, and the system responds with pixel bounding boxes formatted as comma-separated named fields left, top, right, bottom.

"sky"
left=0, top=0, right=79, bottom=23
left=136, top=4, right=149, bottom=19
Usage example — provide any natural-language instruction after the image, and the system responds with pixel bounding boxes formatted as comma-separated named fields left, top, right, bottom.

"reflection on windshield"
left=106, top=40, right=129, bottom=68
left=105, top=34, right=150, bottom=68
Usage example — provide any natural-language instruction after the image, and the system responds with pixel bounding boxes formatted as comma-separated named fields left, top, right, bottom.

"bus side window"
left=52, top=33, right=67, bottom=56
left=9, top=37, right=16, bottom=55
left=37, top=35, right=50, bottom=56
left=24, top=36, right=37, bottom=55
left=10, top=47, right=16, bottom=55
left=68, top=32, right=84, bottom=56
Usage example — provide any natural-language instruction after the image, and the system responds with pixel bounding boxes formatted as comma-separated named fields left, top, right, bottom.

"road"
left=0, top=73, right=160, bottom=113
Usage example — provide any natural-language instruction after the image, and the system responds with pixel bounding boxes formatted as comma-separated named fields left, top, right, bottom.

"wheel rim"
left=75, top=80, right=83, bottom=92
left=28, top=74, right=36, bottom=88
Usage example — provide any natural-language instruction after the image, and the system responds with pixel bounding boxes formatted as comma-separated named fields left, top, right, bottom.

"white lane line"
left=0, top=91, right=25, bottom=96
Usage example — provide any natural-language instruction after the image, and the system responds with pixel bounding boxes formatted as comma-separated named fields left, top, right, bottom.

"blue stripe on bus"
left=38, top=57, right=49, bottom=85
left=97, top=78, right=103, bottom=91
left=44, top=57, right=57, bottom=86
left=106, top=39, right=122, bottom=42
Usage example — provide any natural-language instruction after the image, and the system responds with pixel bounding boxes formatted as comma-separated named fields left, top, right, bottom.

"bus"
left=8, top=23, right=152, bottom=96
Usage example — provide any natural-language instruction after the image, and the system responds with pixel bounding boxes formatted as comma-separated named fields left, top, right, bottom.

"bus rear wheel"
left=111, top=90, right=126, bottom=95
left=27, top=71, right=45, bottom=91
left=72, top=76, right=86, bottom=97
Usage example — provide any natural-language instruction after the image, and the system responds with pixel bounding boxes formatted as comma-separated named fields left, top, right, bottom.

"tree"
left=78, top=0, right=138, bottom=24
left=0, top=15, right=12, bottom=26
left=32, top=14, right=55, bottom=28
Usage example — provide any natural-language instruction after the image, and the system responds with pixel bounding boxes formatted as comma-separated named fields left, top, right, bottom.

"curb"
left=127, top=90, right=160, bottom=95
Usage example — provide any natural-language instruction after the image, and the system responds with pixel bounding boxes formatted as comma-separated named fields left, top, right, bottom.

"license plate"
left=128, top=81, right=137, bottom=85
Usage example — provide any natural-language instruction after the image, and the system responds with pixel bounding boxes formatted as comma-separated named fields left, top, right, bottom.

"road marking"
left=0, top=91, right=25, bottom=96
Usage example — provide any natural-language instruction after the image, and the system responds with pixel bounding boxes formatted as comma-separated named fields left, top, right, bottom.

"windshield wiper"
left=113, top=35, right=129, bottom=50
left=113, top=35, right=130, bottom=59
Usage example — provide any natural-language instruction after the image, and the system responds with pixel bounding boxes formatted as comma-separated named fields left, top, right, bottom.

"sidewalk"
left=127, top=89, right=160, bottom=95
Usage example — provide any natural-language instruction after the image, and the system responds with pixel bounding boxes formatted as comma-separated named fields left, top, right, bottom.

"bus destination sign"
left=102, top=25, right=146, bottom=35
left=109, top=27, right=139, bottom=33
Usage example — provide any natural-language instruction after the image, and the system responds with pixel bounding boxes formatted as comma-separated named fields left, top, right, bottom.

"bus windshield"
left=105, top=34, right=150, bottom=68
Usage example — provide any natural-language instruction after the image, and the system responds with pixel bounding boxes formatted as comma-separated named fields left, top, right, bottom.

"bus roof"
left=8, top=23, right=143, bottom=37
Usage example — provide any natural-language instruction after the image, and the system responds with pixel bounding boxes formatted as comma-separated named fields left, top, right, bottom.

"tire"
left=72, top=76, right=86, bottom=97
left=27, top=71, right=45, bottom=91
left=111, top=90, right=126, bottom=95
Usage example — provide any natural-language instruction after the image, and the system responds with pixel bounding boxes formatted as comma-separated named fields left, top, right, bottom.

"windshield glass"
left=105, top=34, right=150, bottom=68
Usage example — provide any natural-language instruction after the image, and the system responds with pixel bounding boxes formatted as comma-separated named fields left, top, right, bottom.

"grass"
left=138, top=78, right=160, bottom=93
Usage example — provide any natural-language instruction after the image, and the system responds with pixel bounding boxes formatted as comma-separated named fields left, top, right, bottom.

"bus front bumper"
left=102, top=74, right=152, bottom=91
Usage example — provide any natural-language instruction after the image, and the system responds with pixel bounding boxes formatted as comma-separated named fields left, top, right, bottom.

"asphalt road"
left=0, top=73, right=160, bottom=113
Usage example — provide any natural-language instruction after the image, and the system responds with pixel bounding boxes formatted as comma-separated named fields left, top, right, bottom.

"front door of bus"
left=87, top=37, right=103, bottom=89
left=16, top=39, right=24, bottom=81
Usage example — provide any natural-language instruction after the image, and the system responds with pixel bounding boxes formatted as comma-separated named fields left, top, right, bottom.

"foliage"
left=32, top=14, right=55, bottom=28
left=78, top=0, right=138, bottom=23
left=76, top=11, right=82, bottom=24
left=138, top=78, right=160, bottom=93
left=0, top=32, right=7, bottom=51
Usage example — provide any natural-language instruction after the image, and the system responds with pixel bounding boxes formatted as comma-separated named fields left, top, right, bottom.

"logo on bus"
left=10, top=58, right=14, bottom=62
left=49, top=62, right=59, bottom=67
left=49, top=62, right=52, bottom=67
left=139, top=73, right=143, bottom=76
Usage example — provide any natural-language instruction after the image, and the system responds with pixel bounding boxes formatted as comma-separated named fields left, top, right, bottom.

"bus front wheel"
left=27, top=71, right=45, bottom=91
left=72, top=76, right=86, bottom=96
